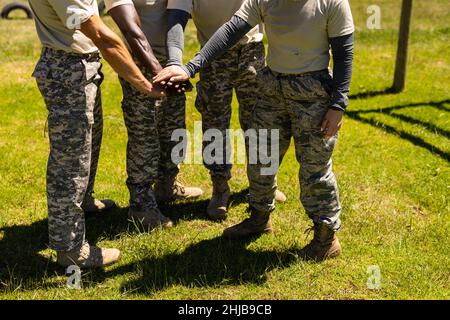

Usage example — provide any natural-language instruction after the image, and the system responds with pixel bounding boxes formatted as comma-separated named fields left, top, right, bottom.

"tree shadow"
left=347, top=99, right=450, bottom=162
left=349, top=87, right=396, bottom=100
left=93, top=236, right=299, bottom=295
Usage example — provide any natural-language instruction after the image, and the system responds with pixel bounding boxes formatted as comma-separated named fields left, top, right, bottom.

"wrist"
left=329, top=103, right=346, bottom=112
left=151, top=65, right=163, bottom=77
left=142, top=79, right=155, bottom=94
left=181, top=64, right=194, bottom=78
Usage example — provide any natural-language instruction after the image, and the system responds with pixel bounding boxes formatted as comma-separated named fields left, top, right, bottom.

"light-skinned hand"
left=321, top=109, right=344, bottom=139
left=153, top=65, right=190, bottom=84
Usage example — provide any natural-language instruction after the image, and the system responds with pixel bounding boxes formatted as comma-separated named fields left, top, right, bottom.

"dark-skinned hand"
left=161, top=80, right=193, bottom=96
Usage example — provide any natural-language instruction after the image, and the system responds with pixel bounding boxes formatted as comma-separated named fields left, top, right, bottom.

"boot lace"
left=173, top=179, right=186, bottom=195
left=304, top=225, right=315, bottom=241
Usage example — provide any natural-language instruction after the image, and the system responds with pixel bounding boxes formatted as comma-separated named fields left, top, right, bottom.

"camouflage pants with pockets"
left=248, top=67, right=342, bottom=231
left=120, top=62, right=186, bottom=211
left=195, top=41, right=266, bottom=179
left=33, top=47, right=104, bottom=251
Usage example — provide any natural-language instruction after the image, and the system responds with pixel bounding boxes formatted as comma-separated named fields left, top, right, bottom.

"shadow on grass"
left=0, top=206, right=130, bottom=290
left=92, top=235, right=298, bottom=295
left=347, top=98, right=450, bottom=162
left=349, top=87, right=396, bottom=100
left=0, top=188, right=253, bottom=292
left=159, top=187, right=249, bottom=222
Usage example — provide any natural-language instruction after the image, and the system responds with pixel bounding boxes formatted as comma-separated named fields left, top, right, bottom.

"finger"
left=153, top=72, right=171, bottom=83
left=325, top=125, right=337, bottom=139
left=321, top=119, right=329, bottom=132
left=170, top=75, right=187, bottom=82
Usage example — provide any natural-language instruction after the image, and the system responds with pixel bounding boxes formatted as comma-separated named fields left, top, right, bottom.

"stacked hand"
left=161, top=80, right=193, bottom=96
left=153, top=65, right=190, bottom=85
left=147, top=66, right=192, bottom=97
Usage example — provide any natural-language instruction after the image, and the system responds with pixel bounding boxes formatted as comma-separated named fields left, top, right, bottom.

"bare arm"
left=80, top=15, right=164, bottom=97
left=108, top=4, right=163, bottom=76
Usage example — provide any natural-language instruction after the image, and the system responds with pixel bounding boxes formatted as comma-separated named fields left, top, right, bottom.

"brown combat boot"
left=128, top=207, right=173, bottom=231
left=57, top=242, right=121, bottom=268
left=155, top=177, right=203, bottom=203
left=207, top=176, right=231, bottom=221
left=299, top=223, right=341, bottom=261
left=223, top=208, right=273, bottom=239
left=81, top=195, right=116, bottom=214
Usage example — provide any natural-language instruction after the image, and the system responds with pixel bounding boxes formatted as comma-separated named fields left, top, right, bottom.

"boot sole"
left=57, top=252, right=121, bottom=269
left=207, top=213, right=227, bottom=221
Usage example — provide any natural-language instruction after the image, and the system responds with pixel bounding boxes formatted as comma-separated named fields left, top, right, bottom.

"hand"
left=145, top=82, right=166, bottom=98
left=163, top=80, right=193, bottom=96
left=151, top=64, right=163, bottom=77
left=321, top=109, right=344, bottom=139
left=153, top=65, right=189, bottom=84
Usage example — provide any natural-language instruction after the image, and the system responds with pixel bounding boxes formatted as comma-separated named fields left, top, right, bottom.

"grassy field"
left=0, top=0, right=449, bottom=300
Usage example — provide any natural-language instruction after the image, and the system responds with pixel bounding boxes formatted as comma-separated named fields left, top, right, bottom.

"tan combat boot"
left=81, top=195, right=116, bottom=213
left=57, top=242, right=121, bottom=268
left=207, top=176, right=231, bottom=221
left=299, top=223, right=341, bottom=261
left=155, top=178, right=203, bottom=203
left=223, top=208, right=273, bottom=239
left=128, top=207, right=173, bottom=231
left=275, top=190, right=287, bottom=203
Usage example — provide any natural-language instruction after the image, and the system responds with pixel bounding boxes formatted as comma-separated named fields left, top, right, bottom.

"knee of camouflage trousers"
left=119, top=64, right=187, bottom=210
left=195, top=42, right=266, bottom=178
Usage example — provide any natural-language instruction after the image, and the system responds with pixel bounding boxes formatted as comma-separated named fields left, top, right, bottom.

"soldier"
left=103, top=0, right=203, bottom=229
left=165, top=0, right=286, bottom=221
left=154, top=0, right=355, bottom=261
left=29, top=0, right=164, bottom=268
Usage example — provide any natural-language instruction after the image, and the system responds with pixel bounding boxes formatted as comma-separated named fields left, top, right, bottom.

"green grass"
left=0, top=0, right=449, bottom=299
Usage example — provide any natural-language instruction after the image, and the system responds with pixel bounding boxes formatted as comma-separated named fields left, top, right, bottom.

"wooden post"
left=392, top=0, right=413, bottom=93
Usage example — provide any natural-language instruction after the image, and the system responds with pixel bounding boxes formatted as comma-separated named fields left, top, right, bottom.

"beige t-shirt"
left=235, top=0, right=354, bottom=74
left=29, top=0, right=99, bottom=54
left=105, top=0, right=169, bottom=56
left=167, top=0, right=263, bottom=47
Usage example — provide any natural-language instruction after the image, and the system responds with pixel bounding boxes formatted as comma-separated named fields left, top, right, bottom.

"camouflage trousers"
left=33, top=47, right=104, bottom=251
left=195, top=41, right=265, bottom=179
left=248, top=67, right=342, bottom=231
left=120, top=66, right=186, bottom=211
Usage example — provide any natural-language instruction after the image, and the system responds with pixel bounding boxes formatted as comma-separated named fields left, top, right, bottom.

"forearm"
left=329, top=33, right=354, bottom=111
left=109, top=5, right=162, bottom=76
left=166, top=9, right=190, bottom=66
left=182, top=15, right=253, bottom=77
left=83, top=21, right=152, bottom=93
left=121, top=30, right=162, bottom=75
